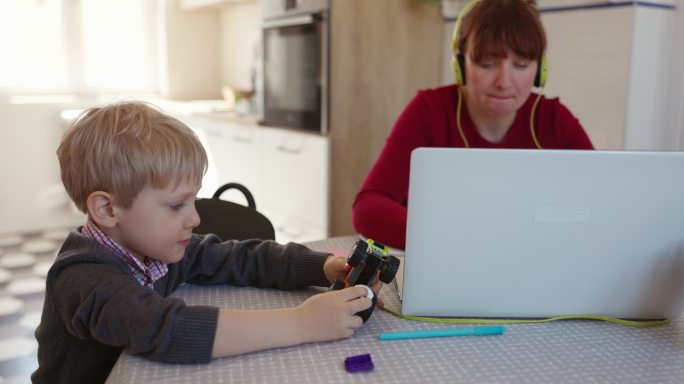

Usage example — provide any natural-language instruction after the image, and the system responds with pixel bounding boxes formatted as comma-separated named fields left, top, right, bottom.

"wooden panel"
left=329, top=0, right=443, bottom=236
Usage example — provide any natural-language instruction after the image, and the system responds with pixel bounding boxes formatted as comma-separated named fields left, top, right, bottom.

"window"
left=0, top=0, right=159, bottom=95
left=0, top=0, right=67, bottom=88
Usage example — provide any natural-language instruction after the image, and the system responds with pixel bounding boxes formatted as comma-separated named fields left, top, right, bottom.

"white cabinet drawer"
left=260, top=127, right=330, bottom=228
left=171, top=115, right=220, bottom=198
left=181, top=0, right=232, bottom=10
left=167, top=114, right=330, bottom=242
left=202, top=120, right=263, bottom=205
left=261, top=206, right=327, bottom=244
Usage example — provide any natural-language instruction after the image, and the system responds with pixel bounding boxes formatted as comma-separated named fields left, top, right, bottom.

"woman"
left=352, top=0, right=593, bottom=249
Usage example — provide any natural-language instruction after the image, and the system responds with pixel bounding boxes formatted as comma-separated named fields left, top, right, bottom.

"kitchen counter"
left=148, top=99, right=259, bottom=126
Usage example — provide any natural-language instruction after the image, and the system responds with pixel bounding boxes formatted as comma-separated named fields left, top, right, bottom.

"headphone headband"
left=451, top=0, right=481, bottom=54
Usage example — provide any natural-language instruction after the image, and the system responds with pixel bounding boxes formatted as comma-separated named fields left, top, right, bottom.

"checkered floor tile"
left=0, top=228, right=70, bottom=384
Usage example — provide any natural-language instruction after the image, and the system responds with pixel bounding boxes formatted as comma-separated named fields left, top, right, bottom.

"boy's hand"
left=323, top=255, right=349, bottom=283
left=370, top=278, right=384, bottom=308
left=212, top=286, right=371, bottom=357
left=293, top=286, right=372, bottom=342
left=323, top=255, right=385, bottom=308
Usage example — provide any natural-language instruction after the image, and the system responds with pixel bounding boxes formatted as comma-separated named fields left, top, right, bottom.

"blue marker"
left=379, top=325, right=505, bottom=341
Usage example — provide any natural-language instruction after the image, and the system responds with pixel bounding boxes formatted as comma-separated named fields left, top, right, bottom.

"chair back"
left=194, top=183, right=276, bottom=241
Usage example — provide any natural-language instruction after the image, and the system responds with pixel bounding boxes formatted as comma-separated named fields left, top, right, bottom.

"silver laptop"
left=398, top=148, right=684, bottom=319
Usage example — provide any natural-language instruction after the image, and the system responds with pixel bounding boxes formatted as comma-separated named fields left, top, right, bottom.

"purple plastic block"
left=344, top=353, right=374, bottom=373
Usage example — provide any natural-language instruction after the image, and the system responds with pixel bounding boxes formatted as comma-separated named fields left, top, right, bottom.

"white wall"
left=0, top=100, right=87, bottom=235
left=542, top=6, right=634, bottom=150
left=162, top=0, right=261, bottom=98
left=161, top=0, right=223, bottom=100
left=623, top=6, right=677, bottom=150
left=674, top=2, right=684, bottom=150
left=220, top=2, right=261, bottom=92
left=541, top=1, right=681, bottom=150
left=538, top=0, right=676, bottom=8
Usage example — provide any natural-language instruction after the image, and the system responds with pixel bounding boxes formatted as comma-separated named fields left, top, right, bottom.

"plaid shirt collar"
left=81, top=217, right=169, bottom=288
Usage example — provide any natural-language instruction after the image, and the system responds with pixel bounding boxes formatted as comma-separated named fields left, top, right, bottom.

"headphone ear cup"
left=535, top=55, right=548, bottom=88
left=451, top=1, right=480, bottom=88
left=453, top=53, right=466, bottom=86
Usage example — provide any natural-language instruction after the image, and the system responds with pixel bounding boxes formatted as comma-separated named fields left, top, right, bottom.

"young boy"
left=32, top=101, right=374, bottom=383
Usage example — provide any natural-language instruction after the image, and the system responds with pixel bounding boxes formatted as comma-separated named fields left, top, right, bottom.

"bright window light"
left=0, top=0, right=67, bottom=88
left=80, top=0, right=152, bottom=89
left=0, top=0, right=158, bottom=93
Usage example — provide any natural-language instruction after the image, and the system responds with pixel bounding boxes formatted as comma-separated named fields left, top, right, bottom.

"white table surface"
left=106, top=236, right=684, bottom=383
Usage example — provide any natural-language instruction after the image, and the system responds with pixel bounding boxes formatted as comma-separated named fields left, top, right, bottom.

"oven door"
left=261, top=13, right=328, bottom=134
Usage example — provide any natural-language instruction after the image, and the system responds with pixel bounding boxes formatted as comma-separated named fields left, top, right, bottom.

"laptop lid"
left=400, top=148, right=684, bottom=319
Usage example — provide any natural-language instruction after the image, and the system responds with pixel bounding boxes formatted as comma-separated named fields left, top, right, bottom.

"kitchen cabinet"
left=201, top=118, right=262, bottom=203
left=259, top=127, right=329, bottom=243
left=181, top=0, right=254, bottom=11
left=260, top=207, right=327, bottom=245
left=178, top=113, right=330, bottom=244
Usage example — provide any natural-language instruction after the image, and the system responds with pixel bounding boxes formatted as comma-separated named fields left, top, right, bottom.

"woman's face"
left=463, top=49, right=538, bottom=120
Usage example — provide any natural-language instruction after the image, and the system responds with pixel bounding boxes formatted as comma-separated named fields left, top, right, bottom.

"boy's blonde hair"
left=57, top=101, right=208, bottom=213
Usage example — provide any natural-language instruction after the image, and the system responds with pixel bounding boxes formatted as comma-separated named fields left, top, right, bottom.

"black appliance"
left=259, top=0, right=329, bottom=134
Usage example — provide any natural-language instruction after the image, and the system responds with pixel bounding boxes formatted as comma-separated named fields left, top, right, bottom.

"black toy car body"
left=330, top=239, right=401, bottom=322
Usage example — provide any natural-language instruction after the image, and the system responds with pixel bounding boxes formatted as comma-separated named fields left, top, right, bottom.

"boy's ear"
left=86, top=191, right=118, bottom=228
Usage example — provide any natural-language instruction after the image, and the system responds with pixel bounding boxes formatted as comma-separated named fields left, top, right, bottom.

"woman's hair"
left=457, top=0, right=546, bottom=63
left=57, top=101, right=208, bottom=213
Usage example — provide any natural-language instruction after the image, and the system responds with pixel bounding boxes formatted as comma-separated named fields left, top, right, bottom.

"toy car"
left=330, top=239, right=401, bottom=322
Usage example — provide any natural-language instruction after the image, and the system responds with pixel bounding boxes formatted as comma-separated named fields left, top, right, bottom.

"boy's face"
left=111, top=179, right=201, bottom=264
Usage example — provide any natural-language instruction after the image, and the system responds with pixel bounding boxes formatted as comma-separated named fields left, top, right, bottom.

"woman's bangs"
left=471, top=23, right=542, bottom=62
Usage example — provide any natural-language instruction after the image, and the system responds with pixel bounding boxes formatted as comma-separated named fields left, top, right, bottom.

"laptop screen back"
left=401, top=148, right=684, bottom=319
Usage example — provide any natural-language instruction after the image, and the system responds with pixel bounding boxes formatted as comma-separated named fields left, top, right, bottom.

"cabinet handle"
left=232, top=135, right=252, bottom=144
left=204, top=129, right=222, bottom=137
left=277, top=224, right=306, bottom=239
left=276, top=145, right=302, bottom=154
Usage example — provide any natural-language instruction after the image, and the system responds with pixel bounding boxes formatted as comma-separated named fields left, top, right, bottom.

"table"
left=106, top=236, right=684, bottom=383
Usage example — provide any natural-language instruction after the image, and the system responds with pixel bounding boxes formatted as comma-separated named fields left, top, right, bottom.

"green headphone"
left=451, top=0, right=548, bottom=88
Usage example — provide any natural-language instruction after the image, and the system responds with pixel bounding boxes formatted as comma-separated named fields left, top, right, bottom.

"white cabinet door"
left=180, top=0, right=230, bottom=10
left=260, top=207, right=328, bottom=244
left=260, top=127, right=330, bottom=229
left=202, top=120, right=262, bottom=205
left=170, top=114, right=330, bottom=242
left=175, top=115, right=219, bottom=199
